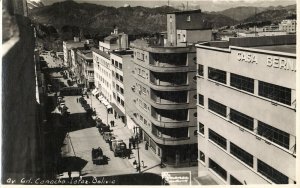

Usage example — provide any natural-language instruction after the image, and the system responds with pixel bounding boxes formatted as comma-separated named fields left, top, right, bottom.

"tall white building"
left=279, top=20, right=296, bottom=33
left=196, top=35, right=296, bottom=185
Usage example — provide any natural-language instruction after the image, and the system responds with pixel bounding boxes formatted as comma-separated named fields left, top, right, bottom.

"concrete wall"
left=2, top=15, right=39, bottom=179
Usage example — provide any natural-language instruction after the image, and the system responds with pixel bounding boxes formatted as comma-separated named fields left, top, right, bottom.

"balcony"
left=149, top=107, right=189, bottom=128
left=150, top=53, right=187, bottom=67
left=149, top=89, right=191, bottom=109
left=149, top=72, right=189, bottom=91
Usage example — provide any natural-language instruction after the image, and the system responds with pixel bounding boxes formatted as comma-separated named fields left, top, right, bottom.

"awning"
left=110, top=103, right=125, bottom=116
left=92, top=89, right=98, bottom=95
left=98, top=95, right=104, bottom=100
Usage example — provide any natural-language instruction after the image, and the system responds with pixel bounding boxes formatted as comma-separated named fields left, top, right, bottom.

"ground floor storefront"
left=140, top=130, right=198, bottom=167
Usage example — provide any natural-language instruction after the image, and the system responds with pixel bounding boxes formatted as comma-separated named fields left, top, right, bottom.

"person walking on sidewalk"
left=110, top=120, right=115, bottom=127
left=133, top=160, right=137, bottom=169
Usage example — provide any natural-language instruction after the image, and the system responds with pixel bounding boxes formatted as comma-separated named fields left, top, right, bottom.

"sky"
left=31, top=0, right=296, bottom=12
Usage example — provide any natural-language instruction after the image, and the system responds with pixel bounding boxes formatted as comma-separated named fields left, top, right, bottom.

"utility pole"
left=134, top=126, right=141, bottom=173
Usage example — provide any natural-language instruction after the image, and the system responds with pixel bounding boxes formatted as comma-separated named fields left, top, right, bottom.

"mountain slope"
left=29, top=1, right=236, bottom=37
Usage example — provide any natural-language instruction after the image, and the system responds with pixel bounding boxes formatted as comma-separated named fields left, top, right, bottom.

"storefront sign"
left=161, top=171, right=191, bottom=185
left=237, top=52, right=257, bottom=64
left=266, top=56, right=296, bottom=72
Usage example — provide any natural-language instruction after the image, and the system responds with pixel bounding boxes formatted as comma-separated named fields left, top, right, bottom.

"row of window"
left=198, top=65, right=292, bottom=106
left=115, top=84, right=124, bottom=95
left=111, top=59, right=123, bottom=70
left=113, top=93, right=124, bottom=107
left=112, top=71, right=123, bottom=83
left=135, top=51, right=147, bottom=61
left=206, top=130, right=289, bottom=184
left=199, top=96, right=291, bottom=149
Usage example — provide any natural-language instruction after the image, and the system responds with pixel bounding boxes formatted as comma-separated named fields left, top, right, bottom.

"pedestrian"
left=114, top=113, right=117, bottom=119
left=110, top=120, right=115, bottom=127
left=141, top=161, right=144, bottom=168
left=68, top=171, right=72, bottom=180
left=109, top=140, right=112, bottom=151
left=76, top=98, right=78, bottom=103
left=129, top=142, right=132, bottom=150
left=133, top=160, right=137, bottom=169
left=127, top=149, right=131, bottom=159
left=132, top=140, right=136, bottom=149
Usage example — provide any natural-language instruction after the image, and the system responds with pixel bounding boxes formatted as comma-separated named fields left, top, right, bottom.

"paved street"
left=41, top=51, right=198, bottom=184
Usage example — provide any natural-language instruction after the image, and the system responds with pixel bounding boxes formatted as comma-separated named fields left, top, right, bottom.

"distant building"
left=99, top=27, right=129, bottom=52
left=92, top=27, right=129, bottom=105
left=110, top=50, right=133, bottom=123
left=279, top=19, right=296, bottom=33
left=76, top=47, right=94, bottom=89
left=63, top=38, right=93, bottom=67
left=127, top=9, right=212, bottom=167
left=196, top=35, right=296, bottom=184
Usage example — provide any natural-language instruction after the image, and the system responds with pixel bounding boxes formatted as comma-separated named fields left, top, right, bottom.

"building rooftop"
left=92, top=47, right=110, bottom=59
left=250, top=44, right=296, bottom=54
left=111, top=50, right=133, bottom=57
left=76, top=48, right=92, bottom=59
left=167, top=9, right=201, bottom=15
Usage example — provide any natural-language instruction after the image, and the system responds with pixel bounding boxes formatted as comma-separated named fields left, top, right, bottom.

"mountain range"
left=29, top=1, right=296, bottom=40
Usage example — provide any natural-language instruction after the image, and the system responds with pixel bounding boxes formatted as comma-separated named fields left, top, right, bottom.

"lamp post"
left=134, top=126, right=141, bottom=173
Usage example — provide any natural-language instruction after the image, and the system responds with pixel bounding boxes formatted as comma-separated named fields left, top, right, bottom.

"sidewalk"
left=84, top=95, right=199, bottom=184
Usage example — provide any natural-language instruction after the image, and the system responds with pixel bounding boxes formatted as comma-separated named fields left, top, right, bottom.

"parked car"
left=98, top=124, right=110, bottom=135
left=112, top=140, right=127, bottom=157
left=92, top=147, right=104, bottom=165
left=103, top=132, right=116, bottom=143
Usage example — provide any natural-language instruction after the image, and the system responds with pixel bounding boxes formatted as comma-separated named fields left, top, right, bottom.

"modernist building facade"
left=128, top=9, right=213, bottom=166
left=110, top=50, right=133, bottom=122
left=279, top=19, right=296, bottom=34
left=76, top=47, right=94, bottom=89
left=196, top=35, right=296, bottom=184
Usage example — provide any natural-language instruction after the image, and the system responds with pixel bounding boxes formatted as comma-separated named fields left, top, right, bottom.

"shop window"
left=208, top=67, right=226, bottom=84
left=230, top=73, right=254, bottom=93
left=230, top=142, right=253, bottom=167
left=257, top=121, right=290, bottom=149
left=258, top=81, right=291, bottom=105
left=208, top=99, right=227, bottom=117
left=209, top=129, right=227, bottom=150
left=257, top=159, right=288, bottom=184
left=209, top=159, right=227, bottom=181
left=230, top=109, right=254, bottom=131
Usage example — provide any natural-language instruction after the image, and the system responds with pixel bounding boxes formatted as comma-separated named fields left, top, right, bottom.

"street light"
left=134, top=126, right=141, bottom=173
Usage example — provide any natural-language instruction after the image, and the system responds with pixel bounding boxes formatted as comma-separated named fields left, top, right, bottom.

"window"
left=120, top=87, right=124, bottom=94
left=257, top=159, right=288, bottom=184
left=199, top=150, right=205, bottom=162
left=187, top=15, right=191, bottom=22
left=230, top=142, right=253, bottom=167
left=258, top=81, right=291, bottom=105
left=230, top=73, right=254, bottom=93
left=209, top=159, right=227, bottom=181
left=209, top=129, right=227, bottom=149
left=257, top=121, right=289, bottom=149
left=208, top=99, right=227, bottom=117
left=198, top=94, right=204, bottom=106
left=230, top=109, right=254, bottom=131
left=116, top=84, right=120, bottom=91
left=198, top=64, right=204, bottom=76
left=208, top=67, right=226, bottom=84
left=116, top=73, right=119, bottom=80
left=230, top=175, right=242, bottom=185
left=177, top=34, right=181, bottom=39
left=199, top=122, right=204, bottom=134
left=120, top=76, right=123, bottom=82
left=115, top=61, right=119, bottom=67
left=121, top=100, right=124, bottom=107
left=112, top=59, right=115, bottom=66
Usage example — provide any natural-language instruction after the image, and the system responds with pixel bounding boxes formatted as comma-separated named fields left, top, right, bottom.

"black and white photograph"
left=1, top=0, right=298, bottom=186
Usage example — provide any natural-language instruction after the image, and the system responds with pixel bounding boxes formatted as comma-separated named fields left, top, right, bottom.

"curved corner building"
left=127, top=10, right=213, bottom=166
